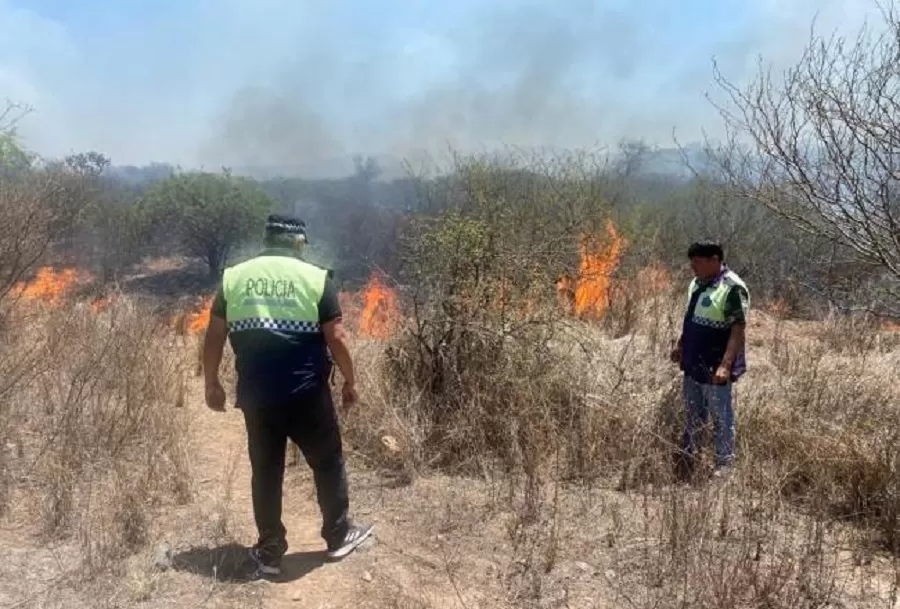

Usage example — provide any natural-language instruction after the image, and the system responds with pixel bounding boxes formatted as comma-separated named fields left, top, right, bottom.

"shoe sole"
left=325, top=524, right=374, bottom=561
left=254, top=564, right=281, bottom=577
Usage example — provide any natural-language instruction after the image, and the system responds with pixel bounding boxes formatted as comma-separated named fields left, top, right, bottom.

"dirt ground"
left=1, top=329, right=899, bottom=608
left=0, top=377, right=491, bottom=609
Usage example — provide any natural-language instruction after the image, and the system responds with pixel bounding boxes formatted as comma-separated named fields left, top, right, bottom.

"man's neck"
left=260, top=246, right=302, bottom=258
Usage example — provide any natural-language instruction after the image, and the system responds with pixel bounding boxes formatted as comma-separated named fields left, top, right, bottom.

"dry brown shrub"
left=3, top=295, right=192, bottom=575
left=816, top=311, right=899, bottom=355
left=379, top=301, right=586, bottom=480
left=740, top=342, right=900, bottom=552
left=604, top=479, right=852, bottom=609
left=348, top=276, right=900, bottom=606
left=341, top=149, right=900, bottom=606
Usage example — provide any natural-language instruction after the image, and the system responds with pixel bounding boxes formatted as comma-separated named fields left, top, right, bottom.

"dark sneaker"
left=326, top=523, right=374, bottom=560
left=249, top=547, right=282, bottom=577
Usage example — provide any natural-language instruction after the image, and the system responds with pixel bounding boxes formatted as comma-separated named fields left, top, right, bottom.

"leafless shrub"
left=0, top=163, right=92, bottom=306
left=602, top=477, right=849, bottom=609
left=709, top=2, right=900, bottom=319
left=0, top=122, right=101, bottom=519
left=6, top=296, right=192, bottom=575
left=741, top=344, right=900, bottom=554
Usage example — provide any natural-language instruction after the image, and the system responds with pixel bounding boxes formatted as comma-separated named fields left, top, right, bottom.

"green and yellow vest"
left=222, top=252, right=328, bottom=335
left=681, top=267, right=750, bottom=383
left=221, top=250, right=331, bottom=407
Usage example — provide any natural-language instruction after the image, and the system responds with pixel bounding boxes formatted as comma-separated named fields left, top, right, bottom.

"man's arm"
left=720, top=285, right=749, bottom=370
left=203, top=286, right=228, bottom=386
left=720, top=324, right=745, bottom=370
left=322, top=319, right=355, bottom=387
left=318, top=277, right=355, bottom=388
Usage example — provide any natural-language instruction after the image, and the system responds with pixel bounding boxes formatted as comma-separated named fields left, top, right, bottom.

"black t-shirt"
left=211, top=274, right=342, bottom=408
left=723, top=284, right=749, bottom=325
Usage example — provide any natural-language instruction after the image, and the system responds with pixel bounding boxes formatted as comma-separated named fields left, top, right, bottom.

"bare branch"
left=708, top=5, right=900, bottom=298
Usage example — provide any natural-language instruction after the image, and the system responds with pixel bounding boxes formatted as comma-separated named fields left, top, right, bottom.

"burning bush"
left=359, top=270, right=400, bottom=339
left=573, top=220, right=627, bottom=320
left=343, top=159, right=615, bottom=482
left=342, top=155, right=688, bottom=484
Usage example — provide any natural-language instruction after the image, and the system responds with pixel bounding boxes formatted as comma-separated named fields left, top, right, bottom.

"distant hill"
left=638, top=144, right=712, bottom=178
left=101, top=144, right=713, bottom=186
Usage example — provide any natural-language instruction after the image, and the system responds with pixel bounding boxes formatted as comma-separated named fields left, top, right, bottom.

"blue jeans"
left=681, top=375, right=735, bottom=468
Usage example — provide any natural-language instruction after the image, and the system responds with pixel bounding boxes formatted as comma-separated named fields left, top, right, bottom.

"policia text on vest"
left=204, top=244, right=372, bottom=570
left=245, top=277, right=302, bottom=298
left=222, top=255, right=329, bottom=337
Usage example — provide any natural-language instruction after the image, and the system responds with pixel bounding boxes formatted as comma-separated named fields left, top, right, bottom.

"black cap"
left=265, top=214, right=307, bottom=241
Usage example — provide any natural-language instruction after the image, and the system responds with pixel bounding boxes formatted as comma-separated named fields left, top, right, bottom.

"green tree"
left=142, top=170, right=271, bottom=278
left=0, top=132, right=32, bottom=170
left=0, top=103, right=32, bottom=171
left=82, top=186, right=148, bottom=283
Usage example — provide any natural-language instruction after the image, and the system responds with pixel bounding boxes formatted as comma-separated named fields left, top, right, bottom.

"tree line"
left=0, top=128, right=891, bottom=321
left=2, top=2, right=900, bottom=320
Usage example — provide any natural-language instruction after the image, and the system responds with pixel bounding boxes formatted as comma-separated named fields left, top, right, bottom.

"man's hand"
left=202, top=314, right=228, bottom=412
left=323, top=318, right=357, bottom=411
left=341, top=382, right=358, bottom=410
left=669, top=337, right=682, bottom=365
left=712, top=364, right=731, bottom=385
left=715, top=321, right=745, bottom=385
left=205, top=378, right=226, bottom=412
left=669, top=346, right=681, bottom=364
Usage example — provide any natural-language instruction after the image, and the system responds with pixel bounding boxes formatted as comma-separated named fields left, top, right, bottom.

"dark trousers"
left=242, top=388, right=349, bottom=557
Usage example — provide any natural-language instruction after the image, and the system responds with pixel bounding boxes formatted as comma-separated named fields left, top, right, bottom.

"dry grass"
left=1, top=257, right=899, bottom=608
left=0, top=294, right=193, bottom=576
left=342, top=280, right=900, bottom=608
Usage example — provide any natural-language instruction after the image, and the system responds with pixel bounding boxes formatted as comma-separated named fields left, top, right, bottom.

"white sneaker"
left=326, top=523, right=374, bottom=560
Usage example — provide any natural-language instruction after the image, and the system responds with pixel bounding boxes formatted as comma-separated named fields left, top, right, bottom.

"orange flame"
left=185, top=296, right=214, bottom=335
left=11, top=266, right=89, bottom=306
left=359, top=271, right=400, bottom=339
left=573, top=220, right=627, bottom=319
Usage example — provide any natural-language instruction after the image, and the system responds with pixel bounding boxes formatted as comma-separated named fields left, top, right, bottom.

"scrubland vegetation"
left=2, top=6, right=900, bottom=609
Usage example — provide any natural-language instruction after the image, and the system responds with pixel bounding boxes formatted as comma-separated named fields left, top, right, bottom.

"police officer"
left=670, top=241, right=750, bottom=478
left=202, top=214, right=373, bottom=577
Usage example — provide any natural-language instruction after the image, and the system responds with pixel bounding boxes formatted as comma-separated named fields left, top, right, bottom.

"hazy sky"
left=0, top=0, right=880, bottom=174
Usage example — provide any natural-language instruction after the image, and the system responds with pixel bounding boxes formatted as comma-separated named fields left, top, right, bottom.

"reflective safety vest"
left=221, top=252, right=328, bottom=336
left=682, top=267, right=750, bottom=383
left=686, top=269, right=750, bottom=330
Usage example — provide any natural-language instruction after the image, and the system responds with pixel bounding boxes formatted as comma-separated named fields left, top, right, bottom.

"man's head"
left=264, top=213, right=307, bottom=251
left=687, top=241, right=724, bottom=281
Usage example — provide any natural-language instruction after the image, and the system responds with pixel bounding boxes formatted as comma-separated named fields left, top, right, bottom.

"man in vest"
left=670, top=241, right=750, bottom=478
left=202, top=214, right=373, bottom=577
